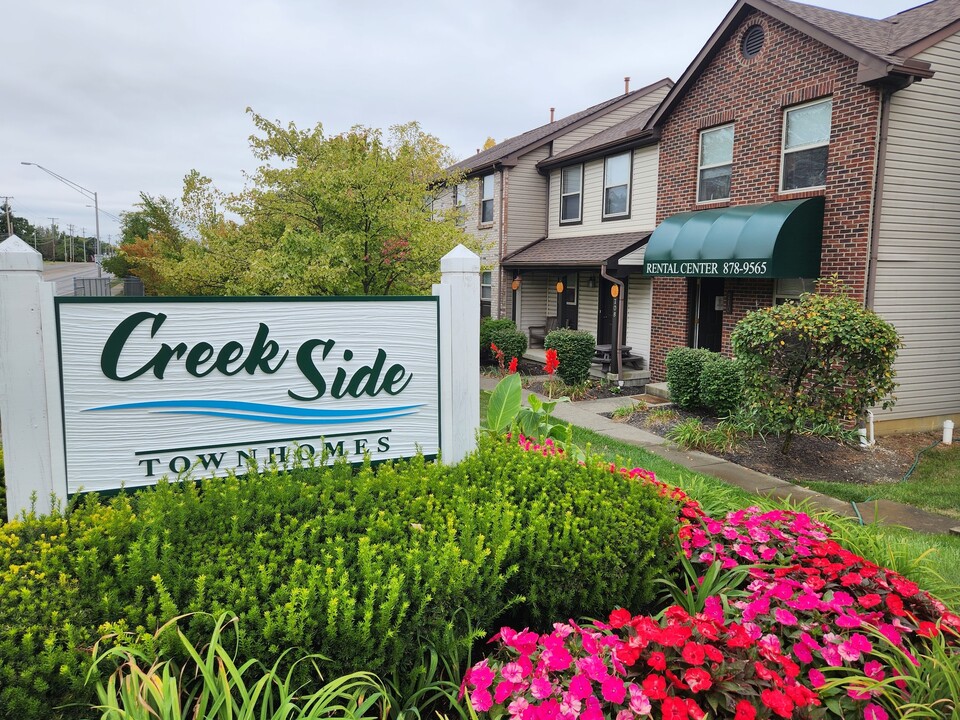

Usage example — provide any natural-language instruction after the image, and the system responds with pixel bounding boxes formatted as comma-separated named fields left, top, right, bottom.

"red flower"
left=662, top=696, right=689, bottom=720
left=544, top=348, right=559, bottom=375
left=641, top=673, right=667, bottom=700
left=886, top=593, right=907, bottom=617
left=609, top=608, right=632, bottom=628
left=734, top=700, right=757, bottom=720
left=508, top=357, right=518, bottom=374
left=647, top=651, right=667, bottom=671
left=681, top=642, right=706, bottom=666
left=858, top=593, right=882, bottom=608
left=918, top=621, right=939, bottom=638
left=760, top=689, right=795, bottom=719
left=684, top=667, right=713, bottom=693
left=890, top=575, right=920, bottom=597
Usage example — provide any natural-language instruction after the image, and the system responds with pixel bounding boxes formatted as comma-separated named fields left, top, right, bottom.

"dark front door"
left=557, top=274, right=579, bottom=329
left=688, top=277, right=724, bottom=352
left=597, top=277, right=625, bottom=345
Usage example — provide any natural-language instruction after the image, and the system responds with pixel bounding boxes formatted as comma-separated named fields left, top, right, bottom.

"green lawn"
left=803, top=443, right=960, bottom=520
left=481, top=390, right=960, bottom=606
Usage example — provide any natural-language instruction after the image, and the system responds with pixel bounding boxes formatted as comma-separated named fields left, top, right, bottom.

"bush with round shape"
left=730, top=276, right=901, bottom=454
left=487, top=327, right=527, bottom=365
left=479, top=318, right=516, bottom=357
left=544, top=329, right=595, bottom=385
left=698, top=354, right=744, bottom=418
left=664, top=347, right=716, bottom=410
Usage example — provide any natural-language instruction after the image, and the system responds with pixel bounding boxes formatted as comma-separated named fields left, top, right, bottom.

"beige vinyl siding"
left=578, top=274, right=600, bottom=337
left=504, top=147, right=550, bottom=254
left=549, top=145, right=659, bottom=237
left=872, top=32, right=960, bottom=421
left=518, top=274, right=550, bottom=342
left=552, top=86, right=670, bottom=154
left=624, top=276, right=653, bottom=368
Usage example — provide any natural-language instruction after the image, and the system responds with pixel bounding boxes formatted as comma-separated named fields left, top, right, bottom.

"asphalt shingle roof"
left=541, top=106, right=658, bottom=167
left=502, top=231, right=652, bottom=267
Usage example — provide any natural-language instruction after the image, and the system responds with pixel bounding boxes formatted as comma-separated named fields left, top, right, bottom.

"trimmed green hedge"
left=489, top=327, right=528, bottom=365
left=480, top=318, right=517, bottom=355
left=544, top=329, right=595, bottom=385
left=0, top=436, right=678, bottom=719
left=699, top=355, right=744, bottom=418
left=665, top=347, right=715, bottom=410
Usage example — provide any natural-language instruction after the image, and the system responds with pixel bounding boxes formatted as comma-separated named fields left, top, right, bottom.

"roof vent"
left=741, top=24, right=765, bottom=59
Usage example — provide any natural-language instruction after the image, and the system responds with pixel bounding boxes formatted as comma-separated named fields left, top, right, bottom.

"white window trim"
left=480, top=270, right=493, bottom=301
left=559, top=165, right=583, bottom=224
left=480, top=174, right=494, bottom=225
left=779, top=97, right=832, bottom=193
left=602, top=152, right=632, bottom=219
left=696, top=124, right=734, bottom=204
left=773, top=277, right=817, bottom=304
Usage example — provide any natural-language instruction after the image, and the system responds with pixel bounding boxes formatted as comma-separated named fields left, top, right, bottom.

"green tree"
left=730, top=277, right=902, bottom=454
left=229, top=110, right=471, bottom=296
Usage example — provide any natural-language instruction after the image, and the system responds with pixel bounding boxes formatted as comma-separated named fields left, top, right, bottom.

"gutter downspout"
left=866, top=87, right=892, bottom=309
left=497, top=163, right=507, bottom=318
left=600, top=262, right=625, bottom=382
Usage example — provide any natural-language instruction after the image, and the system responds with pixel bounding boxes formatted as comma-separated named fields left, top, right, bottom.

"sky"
left=5, top=0, right=917, bottom=244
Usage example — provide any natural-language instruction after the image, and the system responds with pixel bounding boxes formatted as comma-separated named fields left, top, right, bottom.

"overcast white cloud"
left=5, top=0, right=916, bottom=242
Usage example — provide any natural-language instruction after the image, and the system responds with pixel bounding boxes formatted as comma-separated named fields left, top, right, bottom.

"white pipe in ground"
left=944, top=419, right=955, bottom=445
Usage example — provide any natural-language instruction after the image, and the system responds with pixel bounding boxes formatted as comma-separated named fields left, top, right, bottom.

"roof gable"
left=450, top=78, right=672, bottom=176
left=647, top=0, right=951, bottom=130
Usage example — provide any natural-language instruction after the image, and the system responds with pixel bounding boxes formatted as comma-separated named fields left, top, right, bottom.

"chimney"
left=624, top=76, right=631, bottom=94
left=550, top=107, right=555, bottom=122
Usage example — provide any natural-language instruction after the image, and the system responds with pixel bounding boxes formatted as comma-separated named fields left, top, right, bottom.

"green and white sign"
left=56, top=297, right=441, bottom=494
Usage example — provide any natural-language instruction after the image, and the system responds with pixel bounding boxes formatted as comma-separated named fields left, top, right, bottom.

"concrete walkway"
left=480, top=376, right=960, bottom=536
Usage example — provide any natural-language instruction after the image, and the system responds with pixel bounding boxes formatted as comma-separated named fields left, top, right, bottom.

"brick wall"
left=649, top=9, right=881, bottom=381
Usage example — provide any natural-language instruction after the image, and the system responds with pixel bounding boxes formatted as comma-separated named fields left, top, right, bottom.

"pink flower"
left=531, top=678, right=554, bottom=699
left=471, top=689, right=493, bottom=712
left=617, top=711, right=635, bottom=720
left=628, top=685, right=652, bottom=716
left=495, top=681, right=516, bottom=704
left=508, top=697, right=529, bottom=720
left=808, top=668, right=826, bottom=688
left=774, top=608, right=798, bottom=626
left=864, top=703, right=889, bottom=720
left=469, top=661, right=495, bottom=690
left=601, top=676, right=626, bottom=704
left=569, top=674, right=592, bottom=700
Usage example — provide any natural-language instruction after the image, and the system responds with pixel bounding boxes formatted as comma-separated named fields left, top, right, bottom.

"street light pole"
left=21, top=162, right=102, bottom=277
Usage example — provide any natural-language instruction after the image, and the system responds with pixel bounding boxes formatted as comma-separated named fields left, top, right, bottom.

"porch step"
left=645, top=382, right=671, bottom=401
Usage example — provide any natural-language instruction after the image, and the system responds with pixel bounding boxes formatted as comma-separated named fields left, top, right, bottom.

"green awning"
left=643, top=197, right=824, bottom=278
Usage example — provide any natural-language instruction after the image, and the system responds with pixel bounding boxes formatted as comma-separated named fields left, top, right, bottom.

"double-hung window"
left=781, top=98, right=832, bottom=191
left=480, top=271, right=492, bottom=317
left=698, top=124, right=734, bottom=202
left=480, top=174, right=494, bottom=224
left=602, top=152, right=631, bottom=218
left=559, top=165, right=583, bottom=223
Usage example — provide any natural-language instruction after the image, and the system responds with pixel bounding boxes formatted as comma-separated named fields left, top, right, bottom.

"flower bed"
left=464, top=440, right=960, bottom=720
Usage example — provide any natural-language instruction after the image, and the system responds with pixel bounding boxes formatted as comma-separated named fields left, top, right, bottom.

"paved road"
left=42, top=262, right=111, bottom=296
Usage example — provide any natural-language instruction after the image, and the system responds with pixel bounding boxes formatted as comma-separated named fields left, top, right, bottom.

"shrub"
left=698, top=355, right=744, bottom=418
left=731, top=276, right=901, bottom=454
left=479, top=318, right=516, bottom=358
left=487, top=327, right=527, bottom=366
left=664, top=347, right=716, bottom=410
left=0, top=436, right=678, bottom=719
left=544, top=329, right=595, bottom=385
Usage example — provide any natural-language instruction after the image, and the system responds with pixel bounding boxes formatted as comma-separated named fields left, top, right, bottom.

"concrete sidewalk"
left=480, top=376, right=960, bottom=536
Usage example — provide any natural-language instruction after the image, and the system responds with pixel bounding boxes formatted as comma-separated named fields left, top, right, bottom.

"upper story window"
left=781, top=98, right=832, bottom=191
left=560, top=165, right=583, bottom=223
left=480, top=174, right=494, bottom=224
left=454, top=183, right=466, bottom=226
left=698, top=124, right=734, bottom=202
left=603, top=152, right=631, bottom=219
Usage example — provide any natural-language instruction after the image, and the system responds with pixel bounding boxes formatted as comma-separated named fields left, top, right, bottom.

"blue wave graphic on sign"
left=84, top=400, right=423, bottom=425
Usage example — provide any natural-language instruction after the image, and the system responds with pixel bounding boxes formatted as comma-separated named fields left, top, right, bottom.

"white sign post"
left=0, top=238, right=479, bottom=521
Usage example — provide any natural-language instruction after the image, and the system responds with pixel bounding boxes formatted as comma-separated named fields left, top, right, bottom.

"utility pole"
left=1, top=196, right=14, bottom=237
left=68, top=224, right=75, bottom=262
left=49, top=218, right=58, bottom=261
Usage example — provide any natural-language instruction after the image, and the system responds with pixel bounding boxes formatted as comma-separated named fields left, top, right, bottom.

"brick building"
left=643, top=0, right=960, bottom=434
